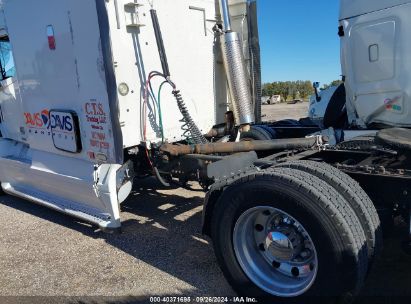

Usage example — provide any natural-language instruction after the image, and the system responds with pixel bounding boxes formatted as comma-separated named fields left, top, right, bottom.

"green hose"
left=157, top=81, right=169, bottom=143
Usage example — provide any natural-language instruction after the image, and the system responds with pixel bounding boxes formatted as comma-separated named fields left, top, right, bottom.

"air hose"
left=172, top=90, right=208, bottom=144
left=150, top=8, right=208, bottom=145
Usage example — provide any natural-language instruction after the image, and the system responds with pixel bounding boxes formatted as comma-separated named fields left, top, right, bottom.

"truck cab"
left=0, top=0, right=257, bottom=230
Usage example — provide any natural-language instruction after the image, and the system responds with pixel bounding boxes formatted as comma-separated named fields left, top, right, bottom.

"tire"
left=240, top=126, right=272, bottom=141
left=274, top=119, right=301, bottom=127
left=211, top=168, right=368, bottom=303
left=257, top=125, right=277, bottom=139
left=276, top=160, right=382, bottom=272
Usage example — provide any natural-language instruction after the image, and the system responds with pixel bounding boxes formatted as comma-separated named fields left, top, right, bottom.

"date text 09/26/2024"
left=149, top=297, right=258, bottom=303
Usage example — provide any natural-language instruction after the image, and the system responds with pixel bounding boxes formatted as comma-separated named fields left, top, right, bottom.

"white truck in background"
left=1, top=0, right=411, bottom=302
left=308, top=84, right=340, bottom=127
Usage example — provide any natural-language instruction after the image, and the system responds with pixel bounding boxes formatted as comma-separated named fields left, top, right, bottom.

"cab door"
left=0, top=24, right=24, bottom=142
left=3, top=0, right=123, bottom=164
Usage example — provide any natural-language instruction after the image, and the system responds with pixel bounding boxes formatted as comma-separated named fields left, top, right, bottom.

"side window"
left=0, top=36, right=15, bottom=80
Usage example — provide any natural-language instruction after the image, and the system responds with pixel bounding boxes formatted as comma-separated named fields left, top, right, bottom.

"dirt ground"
left=1, top=103, right=411, bottom=303
left=262, top=102, right=309, bottom=122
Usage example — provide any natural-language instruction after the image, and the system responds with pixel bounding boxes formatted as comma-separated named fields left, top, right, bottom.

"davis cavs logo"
left=24, top=109, right=73, bottom=132
left=24, top=109, right=50, bottom=128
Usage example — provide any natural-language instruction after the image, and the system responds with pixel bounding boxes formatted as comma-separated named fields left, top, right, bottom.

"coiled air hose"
left=151, top=8, right=208, bottom=145
left=172, top=89, right=208, bottom=144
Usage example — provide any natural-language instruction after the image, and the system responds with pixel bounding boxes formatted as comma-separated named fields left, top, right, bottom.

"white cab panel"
left=340, top=0, right=411, bottom=20
left=0, top=0, right=125, bottom=229
left=106, top=0, right=221, bottom=147
left=0, top=78, right=24, bottom=141
left=341, top=2, right=411, bottom=127
left=3, top=0, right=120, bottom=163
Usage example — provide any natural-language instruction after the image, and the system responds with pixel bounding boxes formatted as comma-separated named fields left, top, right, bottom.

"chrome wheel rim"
left=233, top=206, right=318, bottom=297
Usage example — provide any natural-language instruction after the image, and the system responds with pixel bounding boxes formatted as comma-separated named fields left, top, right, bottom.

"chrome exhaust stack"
left=219, top=0, right=255, bottom=127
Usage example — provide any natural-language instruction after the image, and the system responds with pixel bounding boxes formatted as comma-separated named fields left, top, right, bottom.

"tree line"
left=262, top=80, right=343, bottom=101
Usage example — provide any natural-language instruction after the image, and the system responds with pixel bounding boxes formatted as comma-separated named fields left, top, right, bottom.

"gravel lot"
left=1, top=103, right=411, bottom=303
left=0, top=180, right=233, bottom=301
left=262, top=102, right=309, bottom=122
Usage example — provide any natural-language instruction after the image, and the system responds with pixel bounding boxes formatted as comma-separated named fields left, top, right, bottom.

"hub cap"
left=265, top=231, right=294, bottom=262
left=233, top=206, right=318, bottom=297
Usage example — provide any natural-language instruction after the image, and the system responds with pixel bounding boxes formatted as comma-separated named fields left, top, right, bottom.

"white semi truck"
left=0, top=0, right=410, bottom=302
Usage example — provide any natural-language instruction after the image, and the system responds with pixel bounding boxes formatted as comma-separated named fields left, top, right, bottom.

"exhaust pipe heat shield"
left=221, top=31, right=255, bottom=126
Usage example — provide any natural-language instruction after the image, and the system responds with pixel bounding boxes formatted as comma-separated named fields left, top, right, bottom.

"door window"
left=0, top=36, right=15, bottom=80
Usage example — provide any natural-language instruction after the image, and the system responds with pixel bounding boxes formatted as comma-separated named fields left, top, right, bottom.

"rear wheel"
left=274, top=119, right=301, bottom=126
left=211, top=168, right=368, bottom=302
left=240, top=126, right=274, bottom=141
left=276, top=160, right=382, bottom=271
left=234, top=205, right=319, bottom=297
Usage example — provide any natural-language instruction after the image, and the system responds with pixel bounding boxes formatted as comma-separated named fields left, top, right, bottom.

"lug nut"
left=272, top=261, right=281, bottom=269
left=300, top=249, right=311, bottom=258
left=291, top=267, right=300, bottom=277
left=255, top=224, right=264, bottom=232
